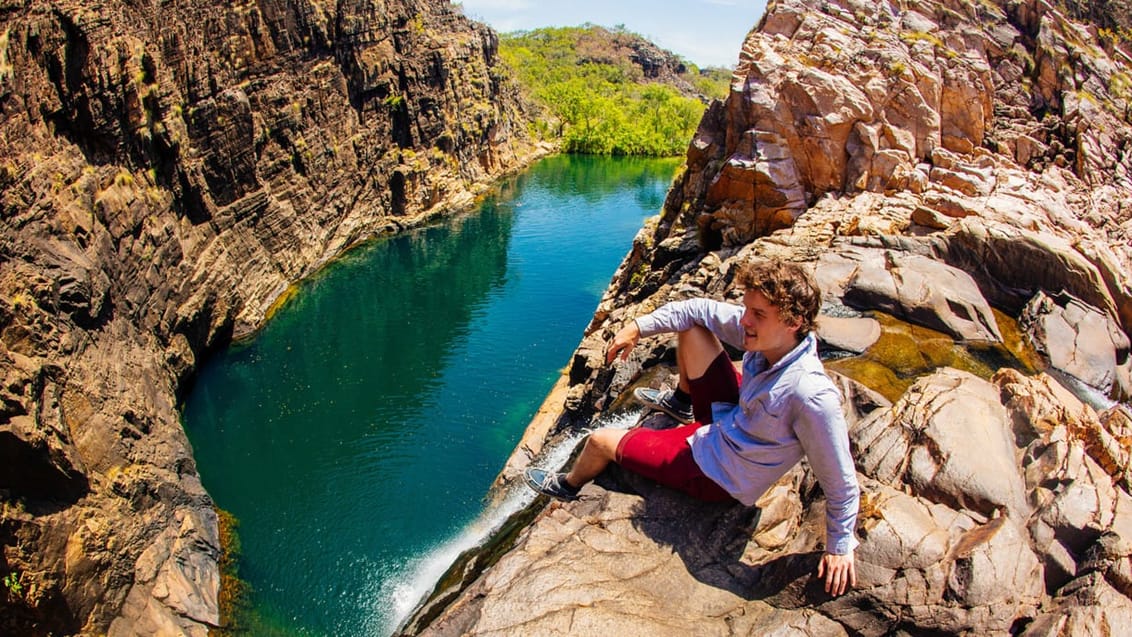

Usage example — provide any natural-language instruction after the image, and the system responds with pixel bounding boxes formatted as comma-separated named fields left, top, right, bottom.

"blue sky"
left=454, top=0, right=769, bottom=68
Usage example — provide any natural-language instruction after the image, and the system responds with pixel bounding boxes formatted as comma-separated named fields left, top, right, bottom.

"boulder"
left=1020, top=291, right=1132, bottom=402
left=1020, top=573, right=1132, bottom=636
left=921, top=189, right=982, bottom=220
left=705, top=132, right=808, bottom=245
left=827, top=482, right=1043, bottom=636
left=997, top=368, right=1132, bottom=591
left=842, top=250, right=1003, bottom=343
left=940, top=219, right=1122, bottom=321
left=827, top=371, right=892, bottom=432
left=815, top=315, right=881, bottom=354
left=853, top=369, right=1027, bottom=517
left=997, top=369, right=1132, bottom=489
left=938, top=54, right=994, bottom=153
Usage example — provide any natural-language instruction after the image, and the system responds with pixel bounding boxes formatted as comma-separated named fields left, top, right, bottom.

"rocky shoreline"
left=404, top=0, right=1132, bottom=634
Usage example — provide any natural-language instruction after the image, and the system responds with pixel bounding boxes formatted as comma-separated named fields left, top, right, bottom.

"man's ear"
left=786, top=315, right=804, bottom=336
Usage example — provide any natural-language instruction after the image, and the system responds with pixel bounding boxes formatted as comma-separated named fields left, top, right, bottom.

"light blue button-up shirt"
left=635, top=298, right=860, bottom=554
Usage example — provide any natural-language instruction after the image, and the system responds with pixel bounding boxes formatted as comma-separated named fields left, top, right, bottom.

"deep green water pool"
left=182, top=155, right=681, bottom=635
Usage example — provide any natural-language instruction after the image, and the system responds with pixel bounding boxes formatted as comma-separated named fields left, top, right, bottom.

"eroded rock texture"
left=409, top=0, right=1132, bottom=634
left=0, top=0, right=542, bottom=633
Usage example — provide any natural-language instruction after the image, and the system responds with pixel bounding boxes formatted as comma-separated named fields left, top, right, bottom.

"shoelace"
left=657, top=390, right=692, bottom=415
left=539, top=473, right=558, bottom=490
left=529, top=470, right=559, bottom=492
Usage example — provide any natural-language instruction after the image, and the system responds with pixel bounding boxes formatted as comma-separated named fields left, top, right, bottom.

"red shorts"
left=688, top=350, right=741, bottom=424
left=615, top=351, right=741, bottom=502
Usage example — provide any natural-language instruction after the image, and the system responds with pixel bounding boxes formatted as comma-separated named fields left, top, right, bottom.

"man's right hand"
left=606, top=321, right=641, bottom=364
left=817, top=551, right=857, bottom=597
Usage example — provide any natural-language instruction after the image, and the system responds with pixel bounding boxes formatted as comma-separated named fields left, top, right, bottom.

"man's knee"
left=677, top=325, right=724, bottom=380
left=585, top=428, right=626, bottom=460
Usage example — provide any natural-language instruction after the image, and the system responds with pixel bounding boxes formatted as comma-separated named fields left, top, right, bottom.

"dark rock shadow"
left=593, top=463, right=887, bottom=635
left=595, top=462, right=828, bottom=605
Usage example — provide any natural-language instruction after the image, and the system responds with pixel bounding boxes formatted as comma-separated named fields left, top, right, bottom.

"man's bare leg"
left=564, top=327, right=723, bottom=489
left=564, top=428, right=627, bottom=488
left=674, top=325, right=726, bottom=392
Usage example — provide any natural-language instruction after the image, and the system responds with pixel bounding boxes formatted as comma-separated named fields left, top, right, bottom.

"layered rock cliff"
left=0, top=0, right=544, bottom=634
left=409, top=0, right=1132, bottom=634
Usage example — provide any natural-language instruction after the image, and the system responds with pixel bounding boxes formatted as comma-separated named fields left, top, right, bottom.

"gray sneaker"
left=524, top=468, right=581, bottom=501
left=633, top=387, right=694, bottom=424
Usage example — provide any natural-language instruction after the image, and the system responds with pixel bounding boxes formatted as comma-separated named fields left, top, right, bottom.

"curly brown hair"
left=735, top=260, right=821, bottom=336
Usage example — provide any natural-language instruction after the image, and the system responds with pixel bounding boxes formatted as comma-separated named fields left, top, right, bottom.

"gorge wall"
left=0, top=0, right=544, bottom=634
left=410, top=0, right=1132, bottom=635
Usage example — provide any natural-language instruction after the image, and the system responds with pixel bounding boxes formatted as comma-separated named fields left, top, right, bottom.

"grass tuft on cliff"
left=499, top=25, right=731, bottom=156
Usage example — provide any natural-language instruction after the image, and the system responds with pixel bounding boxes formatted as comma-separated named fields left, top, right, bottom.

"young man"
left=524, top=259, right=860, bottom=596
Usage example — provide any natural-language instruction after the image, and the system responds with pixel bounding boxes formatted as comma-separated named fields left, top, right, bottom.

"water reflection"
left=184, top=207, right=516, bottom=633
left=519, top=154, right=674, bottom=210
left=825, top=309, right=1043, bottom=403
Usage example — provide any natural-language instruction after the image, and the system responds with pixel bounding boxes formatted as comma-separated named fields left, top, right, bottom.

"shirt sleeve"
left=792, top=380, right=860, bottom=555
left=634, top=298, right=746, bottom=349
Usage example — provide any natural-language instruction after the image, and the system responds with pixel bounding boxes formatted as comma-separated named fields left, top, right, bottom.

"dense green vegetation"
left=499, top=26, right=731, bottom=156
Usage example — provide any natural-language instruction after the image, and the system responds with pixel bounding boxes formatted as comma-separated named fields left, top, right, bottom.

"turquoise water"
left=182, top=155, right=681, bottom=635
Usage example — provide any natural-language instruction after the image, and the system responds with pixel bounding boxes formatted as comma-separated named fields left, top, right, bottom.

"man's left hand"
left=817, top=551, right=856, bottom=597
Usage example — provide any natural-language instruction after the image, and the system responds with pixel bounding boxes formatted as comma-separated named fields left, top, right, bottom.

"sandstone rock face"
left=408, top=0, right=1132, bottom=634
left=418, top=477, right=850, bottom=637
left=841, top=249, right=1003, bottom=342
left=1021, top=290, right=1132, bottom=402
left=0, top=0, right=544, bottom=633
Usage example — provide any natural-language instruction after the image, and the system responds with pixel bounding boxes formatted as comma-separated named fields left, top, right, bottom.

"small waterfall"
left=381, top=410, right=641, bottom=635
left=1046, top=367, right=1121, bottom=412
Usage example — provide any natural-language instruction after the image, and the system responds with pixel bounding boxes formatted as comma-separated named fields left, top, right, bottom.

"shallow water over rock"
left=825, top=309, right=1043, bottom=403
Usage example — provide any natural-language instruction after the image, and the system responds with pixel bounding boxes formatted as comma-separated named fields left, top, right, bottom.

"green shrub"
left=499, top=26, right=724, bottom=156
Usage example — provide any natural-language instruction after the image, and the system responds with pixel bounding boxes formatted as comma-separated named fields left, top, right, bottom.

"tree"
left=498, top=26, right=726, bottom=157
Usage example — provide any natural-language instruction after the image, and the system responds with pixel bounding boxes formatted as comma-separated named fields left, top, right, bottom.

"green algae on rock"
left=825, top=311, right=1041, bottom=403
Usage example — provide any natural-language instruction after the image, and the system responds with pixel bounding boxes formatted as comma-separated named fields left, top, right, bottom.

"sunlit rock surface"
left=408, top=0, right=1132, bottom=634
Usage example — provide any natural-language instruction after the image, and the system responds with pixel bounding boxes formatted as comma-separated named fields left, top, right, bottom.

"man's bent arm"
left=634, top=298, right=746, bottom=349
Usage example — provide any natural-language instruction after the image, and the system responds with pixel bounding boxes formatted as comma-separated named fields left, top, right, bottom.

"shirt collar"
left=745, top=332, right=817, bottom=376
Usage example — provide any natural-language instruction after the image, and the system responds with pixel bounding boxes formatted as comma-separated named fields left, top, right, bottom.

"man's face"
left=739, top=289, right=802, bottom=362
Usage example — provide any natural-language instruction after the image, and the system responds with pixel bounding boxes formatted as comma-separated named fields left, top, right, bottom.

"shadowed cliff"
left=0, top=0, right=546, bottom=634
